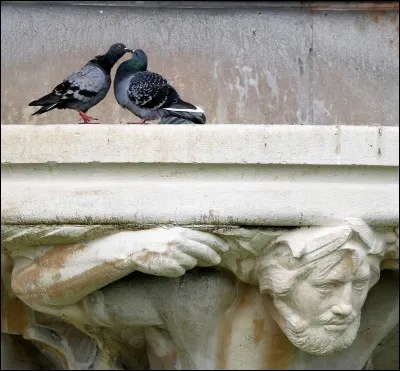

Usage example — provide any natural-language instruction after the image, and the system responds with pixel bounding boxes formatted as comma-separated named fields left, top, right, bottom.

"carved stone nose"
left=331, top=304, right=353, bottom=317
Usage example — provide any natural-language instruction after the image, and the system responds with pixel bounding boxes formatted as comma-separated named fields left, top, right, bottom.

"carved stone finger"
left=169, top=249, right=198, bottom=271
left=183, top=230, right=230, bottom=254
left=178, top=239, right=222, bottom=266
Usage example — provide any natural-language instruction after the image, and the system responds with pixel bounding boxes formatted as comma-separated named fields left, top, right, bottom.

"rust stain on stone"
left=392, top=14, right=399, bottom=34
left=13, top=257, right=131, bottom=313
left=253, top=318, right=265, bottom=345
left=389, top=38, right=399, bottom=53
left=372, top=11, right=387, bottom=23
left=11, top=262, right=41, bottom=300
left=31, top=261, right=124, bottom=307
left=216, top=305, right=234, bottom=369
left=216, top=279, right=241, bottom=370
left=237, top=284, right=253, bottom=311
left=261, top=296, right=294, bottom=369
left=263, top=324, right=294, bottom=369
left=217, top=283, right=258, bottom=368
left=11, top=241, right=175, bottom=311
left=1, top=283, right=30, bottom=335
left=11, top=244, right=87, bottom=301
left=40, top=243, right=85, bottom=269
left=302, top=2, right=398, bottom=11
left=136, top=251, right=157, bottom=264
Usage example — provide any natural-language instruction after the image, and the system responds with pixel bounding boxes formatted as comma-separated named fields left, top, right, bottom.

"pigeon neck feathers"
left=116, top=49, right=148, bottom=76
left=90, top=52, right=123, bottom=73
left=115, top=60, right=147, bottom=85
left=90, top=43, right=128, bottom=73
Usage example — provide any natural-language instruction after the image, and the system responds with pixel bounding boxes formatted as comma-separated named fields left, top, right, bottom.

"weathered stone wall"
left=1, top=2, right=398, bottom=125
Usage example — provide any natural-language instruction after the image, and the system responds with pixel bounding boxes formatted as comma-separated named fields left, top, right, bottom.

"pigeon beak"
left=124, top=48, right=133, bottom=53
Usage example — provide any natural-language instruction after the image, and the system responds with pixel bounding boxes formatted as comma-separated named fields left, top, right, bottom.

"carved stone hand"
left=117, top=226, right=230, bottom=276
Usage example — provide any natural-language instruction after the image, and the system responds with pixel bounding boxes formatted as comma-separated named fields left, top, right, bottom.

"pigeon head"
left=106, top=43, right=132, bottom=60
left=114, top=49, right=148, bottom=80
left=91, top=43, right=132, bottom=72
left=129, top=49, right=148, bottom=71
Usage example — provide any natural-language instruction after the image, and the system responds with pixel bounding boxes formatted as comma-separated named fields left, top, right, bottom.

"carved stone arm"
left=10, top=227, right=229, bottom=311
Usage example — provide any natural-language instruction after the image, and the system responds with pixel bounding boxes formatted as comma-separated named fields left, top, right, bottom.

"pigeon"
left=28, top=43, right=132, bottom=124
left=113, top=49, right=206, bottom=125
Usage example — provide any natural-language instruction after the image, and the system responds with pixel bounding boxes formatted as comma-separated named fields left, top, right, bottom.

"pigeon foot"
left=79, top=111, right=99, bottom=124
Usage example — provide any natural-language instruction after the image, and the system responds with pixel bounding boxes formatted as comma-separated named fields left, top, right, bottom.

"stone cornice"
left=1, top=124, right=398, bottom=226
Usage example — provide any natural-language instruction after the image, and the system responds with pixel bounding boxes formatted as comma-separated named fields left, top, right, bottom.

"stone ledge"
left=1, top=124, right=398, bottom=166
left=1, top=124, right=398, bottom=226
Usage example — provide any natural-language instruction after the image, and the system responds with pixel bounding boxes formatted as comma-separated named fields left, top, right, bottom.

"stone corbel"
left=2, top=221, right=398, bottom=364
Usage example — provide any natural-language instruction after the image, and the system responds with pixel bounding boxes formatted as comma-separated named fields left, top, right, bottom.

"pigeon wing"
left=127, top=71, right=179, bottom=110
left=52, top=63, right=107, bottom=105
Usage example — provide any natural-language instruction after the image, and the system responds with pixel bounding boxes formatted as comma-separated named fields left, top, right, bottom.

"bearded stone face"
left=262, top=242, right=375, bottom=355
left=272, top=293, right=362, bottom=355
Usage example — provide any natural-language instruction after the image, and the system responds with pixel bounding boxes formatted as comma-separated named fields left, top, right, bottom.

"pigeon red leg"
left=79, top=111, right=99, bottom=124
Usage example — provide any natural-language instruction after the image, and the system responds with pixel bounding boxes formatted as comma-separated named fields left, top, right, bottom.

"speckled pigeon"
left=113, top=49, right=206, bottom=125
left=28, top=43, right=131, bottom=124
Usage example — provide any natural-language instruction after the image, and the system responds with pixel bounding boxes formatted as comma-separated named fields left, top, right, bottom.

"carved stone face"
left=264, top=239, right=375, bottom=355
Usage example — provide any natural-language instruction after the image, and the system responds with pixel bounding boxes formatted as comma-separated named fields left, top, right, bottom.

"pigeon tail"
left=29, top=92, right=60, bottom=107
left=29, top=93, right=61, bottom=116
left=163, top=99, right=206, bottom=124
left=31, top=104, right=59, bottom=116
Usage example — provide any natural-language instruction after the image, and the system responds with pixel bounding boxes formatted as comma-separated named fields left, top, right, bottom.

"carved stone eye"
left=315, top=282, right=336, bottom=292
left=353, top=280, right=368, bottom=290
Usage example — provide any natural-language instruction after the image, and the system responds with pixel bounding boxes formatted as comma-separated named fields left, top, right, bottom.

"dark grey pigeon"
left=29, top=43, right=131, bottom=124
left=113, top=49, right=206, bottom=125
